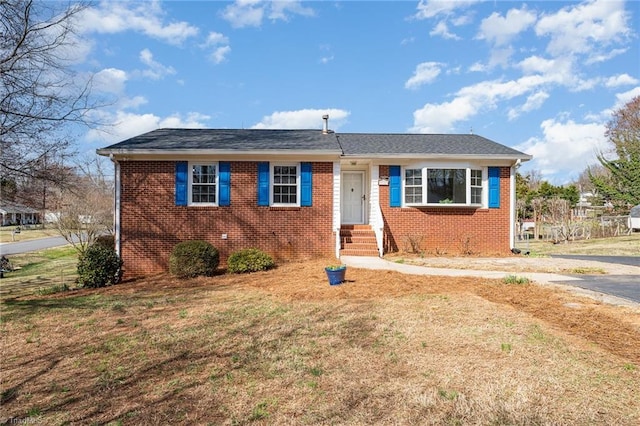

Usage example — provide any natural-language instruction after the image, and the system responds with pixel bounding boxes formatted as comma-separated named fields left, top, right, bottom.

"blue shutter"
left=389, top=165, right=401, bottom=207
left=219, top=162, right=230, bottom=206
left=175, top=161, right=188, bottom=206
left=488, top=167, right=500, bottom=208
left=257, top=162, right=270, bottom=206
left=300, top=162, right=312, bottom=206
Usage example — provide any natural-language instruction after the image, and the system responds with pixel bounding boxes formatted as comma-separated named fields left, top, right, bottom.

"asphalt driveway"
left=551, top=255, right=640, bottom=303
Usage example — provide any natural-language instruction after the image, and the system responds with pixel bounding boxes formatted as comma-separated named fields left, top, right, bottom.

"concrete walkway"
left=340, top=256, right=581, bottom=284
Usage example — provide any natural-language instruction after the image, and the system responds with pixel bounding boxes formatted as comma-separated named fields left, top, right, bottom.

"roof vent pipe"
left=322, top=114, right=329, bottom=134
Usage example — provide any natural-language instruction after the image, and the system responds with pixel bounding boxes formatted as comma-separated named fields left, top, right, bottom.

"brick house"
left=97, top=117, right=531, bottom=278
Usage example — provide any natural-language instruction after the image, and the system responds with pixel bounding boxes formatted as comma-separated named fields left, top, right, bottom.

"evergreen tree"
left=590, top=96, right=640, bottom=210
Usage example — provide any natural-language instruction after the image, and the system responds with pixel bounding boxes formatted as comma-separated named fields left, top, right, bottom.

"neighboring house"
left=0, top=202, right=40, bottom=226
left=97, top=117, right=531, bottom=278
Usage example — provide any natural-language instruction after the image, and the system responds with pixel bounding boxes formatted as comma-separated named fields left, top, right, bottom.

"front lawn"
left=1, top=259, right=638, bottom=425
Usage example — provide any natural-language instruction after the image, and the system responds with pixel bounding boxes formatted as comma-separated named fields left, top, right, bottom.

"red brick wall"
left=118, top=161, right=334, bottom=277
left=378, top=165, right=512, bottom=256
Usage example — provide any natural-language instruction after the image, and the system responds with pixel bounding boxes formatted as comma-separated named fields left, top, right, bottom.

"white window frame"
left=271, top=163, right=300, bottom=207
left=189, top=161, right=219, bottom=206
left=403, top=165, right=486, bottom=207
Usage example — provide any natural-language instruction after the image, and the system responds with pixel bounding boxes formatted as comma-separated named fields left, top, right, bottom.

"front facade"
left=0, top=202, right=41, bottom=226
left=98, top=124, right=531, bottom=278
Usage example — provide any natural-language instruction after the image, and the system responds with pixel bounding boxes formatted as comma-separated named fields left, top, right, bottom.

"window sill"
left=268, top=206, right=301, bottom=211
left=404, top=204, right=483, bottom=209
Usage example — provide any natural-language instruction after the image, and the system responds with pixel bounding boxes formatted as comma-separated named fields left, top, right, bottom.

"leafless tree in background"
left=1, top=0, right=97, bottom=186
left=53, top=156, right=114, bottom=254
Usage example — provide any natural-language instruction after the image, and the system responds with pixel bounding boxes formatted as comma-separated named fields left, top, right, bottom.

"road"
left=0, top=236, right=71, bottom=255
left=551, top=255, right=640, bottom=303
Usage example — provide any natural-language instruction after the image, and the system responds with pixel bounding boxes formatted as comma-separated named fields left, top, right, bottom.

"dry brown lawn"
left=1, top=258, right=639, bottom=425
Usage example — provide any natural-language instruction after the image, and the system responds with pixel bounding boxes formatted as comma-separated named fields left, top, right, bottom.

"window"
left=190, top=163, right=217, bottom=205
left=405, top=169, right=422, bottom=204
left=470, top=169, right=482, bottom=204
left=272, top=165, right=298, bottom=205
left=403, top=166, right=484, bottom=206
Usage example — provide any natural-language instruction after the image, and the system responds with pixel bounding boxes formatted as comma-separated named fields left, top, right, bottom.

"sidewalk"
left=340, top=256, right=582, bottom=284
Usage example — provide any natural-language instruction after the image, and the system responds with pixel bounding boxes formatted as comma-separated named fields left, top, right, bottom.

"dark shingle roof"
left=338, top=133, right=528, bottom=157
left=98, top=128, right=342, bottom=152
left=98, top=128, right=531, bottom=160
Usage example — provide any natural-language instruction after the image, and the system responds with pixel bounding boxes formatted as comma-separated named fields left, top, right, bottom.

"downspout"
left=370, top=164, right=384, bottom=257
left=509, top=160, right=520, bottom=250
left=111, top=155, right=121, bottom=258
left=333, top=161, right=341, bottom=258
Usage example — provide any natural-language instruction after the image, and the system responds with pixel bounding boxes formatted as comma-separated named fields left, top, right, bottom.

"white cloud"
left=320, top=55, right=334, bottom=64
left=429, top=21, right=460, bottom=40
left=507, top=91, right=549, bottom=120
left=79, top=1, right=199, bottom=45
left=413, top=0, right=481, bottom=20
left=613, top=87, right=640, bottom=109
left=203, top=32, right=229, bottom=46
left=202, top=32, right=231, bottom=64
left=222, top=0, right=314, bottom=28
left=514, top=119, right=607, bottom=183
left=477, top=7, right=536, bottom=47
left=93, top=68, right=128, bottom=94
left=86, top=111, right=210, bottom=144
left=535, top=0, right=631, bottom=59
left=138, top=49, right=176, bottom=80
left=411, top=75, right=549, bottom=132
left=251, top=109, right=350, bottom=130
left=405, top=62, right=442, bottom=90
left=211, top=46, right=232, bottom=64
left=268, top=1, right=315, bottom=21
left=410, top=97, right=478, bottom=133
left=605, top=74, right=639, bottom=88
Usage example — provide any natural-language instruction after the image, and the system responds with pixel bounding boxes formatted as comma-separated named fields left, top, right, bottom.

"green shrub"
left=227, top=248, right=275, bottom=274
left=77, top=244, right=123, bottom=288
left=169, top=240, right=219, bottom=278
left=93, top=234, right=115, bottom=249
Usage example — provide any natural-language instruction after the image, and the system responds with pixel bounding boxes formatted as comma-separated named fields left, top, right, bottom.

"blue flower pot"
left=325, top=266, right=346, bottom=285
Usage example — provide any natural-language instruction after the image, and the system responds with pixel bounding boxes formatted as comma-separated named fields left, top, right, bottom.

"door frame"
left=341, top=170, right=367, bottom=224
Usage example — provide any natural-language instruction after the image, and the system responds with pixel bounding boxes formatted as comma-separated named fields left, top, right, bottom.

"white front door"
left=342, top=171, right=365, bottom=224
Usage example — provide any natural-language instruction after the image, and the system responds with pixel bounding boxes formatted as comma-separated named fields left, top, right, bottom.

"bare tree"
left=53, top=156, right=113, bottom=254
left=1, top=0, right=98, bottom=186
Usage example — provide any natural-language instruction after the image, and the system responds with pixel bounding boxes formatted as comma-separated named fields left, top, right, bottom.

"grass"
left=1, top=259, right=639, bottom=425
left=0, top=224, right=59, bottom=243
left=0, top=246, right=79, bottom=298
left=516, top=233, right=640, bottom=256
left=503, top=275, right=530, bottom=284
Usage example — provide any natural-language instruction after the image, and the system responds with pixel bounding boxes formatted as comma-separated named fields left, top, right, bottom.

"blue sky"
left=71, top=0, right=639, bottom=184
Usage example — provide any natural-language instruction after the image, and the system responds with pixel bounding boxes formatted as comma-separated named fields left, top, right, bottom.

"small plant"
left=36, top=283, right=70, bottom=295
left=325, top=264, right=346, bottom=271
left=503, top=275, right=530, bottom=285
left=402, top=233, right=425, bottom=254
left=169, top=240, right=219, bottom=278
left=77, top=243, right=123, bottom=288
left=227, top=248, right=275, bottom=274
left=501, top=343, right=512, bottom=353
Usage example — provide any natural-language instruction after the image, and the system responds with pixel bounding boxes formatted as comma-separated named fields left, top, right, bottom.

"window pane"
left=406, top=187, right=422, bottom=204
left=192, top=185, right=216, bottom=203
left=427, top=169, right=467, bottom=203
left=471, top=187, right=482, bottom=204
